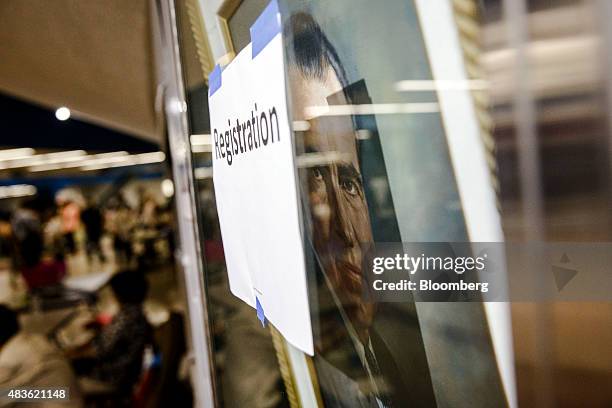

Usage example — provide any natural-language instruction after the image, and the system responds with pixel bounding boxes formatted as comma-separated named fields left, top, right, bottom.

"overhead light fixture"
left=304, top=103, right=439, bottom=118
left=295, top=151, right=352, bottom=168
left=28, top=151, right=130, bottom=172
left=192, top=144, right=213, bottom=153
left=190, top=134, right=212, bottom=146
left=0, top=148, right=35, bottom=161
left=80, top=151, right=165, bottom=171
left=0, top=184, right=37, bottom=199
left=161, top=179, right=174, bottom=197
left=29, top=163, right=70, bottom=172
left=0, top=149, right=86, bottom=170
left=68, top=151, right=131, bottom=167
left=11, top=150, right=86, bottom=168
left=394, top=79, right=489, bottom=92
left=7, top=150, right=164, bottom=173
left=55, top=107, right=71, bottom=121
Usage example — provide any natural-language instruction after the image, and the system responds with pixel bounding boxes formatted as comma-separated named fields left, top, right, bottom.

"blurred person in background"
left=55, top=188, right=85, bottom=256
left=104, top=197, right=135, bottom=267
left=133, top=196, right=159, bottom=269
left=69, top=270, right=151, bottom=397
left=80, top=201, right=104, bottom=263
left=0, top=211, right=12, bottom=261
left=139, top=196, right=158, bottom=228
left=58, top=201, right=80, bottom=255
left=0, top=304, right=83, bottom=407
left=11, top=199, right=65, bottom=291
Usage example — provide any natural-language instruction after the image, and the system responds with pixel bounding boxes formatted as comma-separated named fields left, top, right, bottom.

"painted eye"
left=312, top=168, right=323, bottom=181
left=341, top=179, right=358, bottom=196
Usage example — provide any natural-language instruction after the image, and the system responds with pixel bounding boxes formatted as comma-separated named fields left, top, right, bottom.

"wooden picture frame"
left=216, top=0, right=242, bottom=63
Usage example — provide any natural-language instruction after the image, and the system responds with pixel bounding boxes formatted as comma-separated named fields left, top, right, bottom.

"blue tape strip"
left=256, top=296, right=266, bottom=327
left=209, top=64, right=222, bottom=96
left=250, top=0, right=281, bottom=59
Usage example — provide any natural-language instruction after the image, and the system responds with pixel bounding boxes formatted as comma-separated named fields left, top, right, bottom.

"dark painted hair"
left=0, top=305, right=19, bottom=346
left=285, top=12, right=348, bottom=88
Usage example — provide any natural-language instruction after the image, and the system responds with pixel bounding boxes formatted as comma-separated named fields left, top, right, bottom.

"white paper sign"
left=207, top=3, right=313, bottom=355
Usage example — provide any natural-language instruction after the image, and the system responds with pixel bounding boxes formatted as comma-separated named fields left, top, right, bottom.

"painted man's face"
left=289, top=65, right=375, bottom=338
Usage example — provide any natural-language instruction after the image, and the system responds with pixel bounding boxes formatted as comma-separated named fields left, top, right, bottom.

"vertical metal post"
left=155, top=0, right=217, bottom=406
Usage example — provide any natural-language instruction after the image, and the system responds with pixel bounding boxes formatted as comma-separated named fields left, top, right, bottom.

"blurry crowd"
left=1, top=187, right=175, bottom=292
left=0, top=185, right=190, bottom=408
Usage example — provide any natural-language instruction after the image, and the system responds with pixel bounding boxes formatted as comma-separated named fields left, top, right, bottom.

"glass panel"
left=175, top=0, right=290, bottom=406
left=281, top=1, right=507, bottom=406
left=175, top=0, right=612, bottom=405
left=484, top=1, right=612, bottom=406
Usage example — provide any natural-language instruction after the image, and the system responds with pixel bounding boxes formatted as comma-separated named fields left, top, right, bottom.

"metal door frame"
left=154, top=0, right=217, bottom=406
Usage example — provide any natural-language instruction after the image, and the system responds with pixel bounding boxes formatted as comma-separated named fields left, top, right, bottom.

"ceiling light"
left=190, top=134, right=211, bottom=145
left=55, top=107, right=71, bottom=121
left=161, top=179, right=174, bottom=197
left=0, top=148, right=36, bottom=161
left=28, top=151, right=130, bottom=172
left=0, top=184, right=37, bottom=199
left=80, top=151, right=165, bottom=171
left=0, top=149, right=86, bottom=170
left=394, top=79, right=489, bottom=92
left=192, top=145, right=212, bottom=153
left=304, top=103, right=439, bottom=118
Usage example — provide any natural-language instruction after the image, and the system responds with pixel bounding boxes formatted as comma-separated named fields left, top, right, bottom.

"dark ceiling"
left=0, top=92, right=157, bottom=153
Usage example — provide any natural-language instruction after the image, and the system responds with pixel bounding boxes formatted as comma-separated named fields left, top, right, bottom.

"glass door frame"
left=154, top=0, right=217, bottom=406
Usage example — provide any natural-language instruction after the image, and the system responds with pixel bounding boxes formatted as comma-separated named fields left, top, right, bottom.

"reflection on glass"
left=286, top=12, right=436, bottom=407
left=284, top=2, right=508, bottom=406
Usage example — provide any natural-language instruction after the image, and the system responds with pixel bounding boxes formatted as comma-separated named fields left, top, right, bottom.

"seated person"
left=0, top=304, right=83, bottom=407
left=70, top=271, right=151, bottom=395
left=11, top=202, right=65, bottom=291
left=20, top=257, right=66, bottom=292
